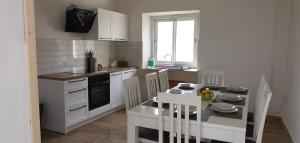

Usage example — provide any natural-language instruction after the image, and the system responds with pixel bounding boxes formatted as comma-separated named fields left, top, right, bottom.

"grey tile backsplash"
left=37, top=39, right=143, bottom=75
left=37, top=39, right=116, bottom=75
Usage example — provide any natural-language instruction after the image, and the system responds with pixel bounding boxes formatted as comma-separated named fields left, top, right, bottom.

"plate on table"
left=202, top=84, right=222, bottom=90
left=179, top=83, right=194, bottom=90
left=211, top=103, right=237, bottom=111
left=219, top=94, right=243, bottom=102
left=169, top=89, right=183, bottom=94
left=211, top=106, right=239, bottom=113
left=227, top=87, right=246, bottom=92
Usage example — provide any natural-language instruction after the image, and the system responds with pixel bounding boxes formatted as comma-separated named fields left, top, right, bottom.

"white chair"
left=158, top=70, right=170, bottom=92
left=201, top=70, right=225, bottom=86
left=146, top=72, right=160, bottom=100
left=247, top=85, right=272, bottom=143
left=213, top=83, right=272, bottom=143
left=158, top=92, right=202, bottom=143
left=123, top=76, right=142, bottom=112
left=248, top=75, right=268, bottom=123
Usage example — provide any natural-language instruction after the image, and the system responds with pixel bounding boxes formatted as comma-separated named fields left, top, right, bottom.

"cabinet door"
left=66, top=103, right=88, bottom=127
left=98, top=9, right=112, bottom=40
left=110, top=72, right=123, bottom=109
left=122, top=69, right=136, bottom=80
left=120, top=14, right=128, bottom=41
left=111, top=12, right=128, bottom=41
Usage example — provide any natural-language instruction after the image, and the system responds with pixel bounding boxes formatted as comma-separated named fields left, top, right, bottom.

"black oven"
left=88, top=74, right=110, bottom=111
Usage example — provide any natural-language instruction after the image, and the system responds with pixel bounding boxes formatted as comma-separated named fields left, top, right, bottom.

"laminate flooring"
left=41, top=109, right=293, bottom=143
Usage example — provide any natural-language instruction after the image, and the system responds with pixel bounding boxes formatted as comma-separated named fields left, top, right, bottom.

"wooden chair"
left=158, top=92, right=202, bottom=143
left=123, top=76, right=142, bottom=112
left=248, top=75, right=268, bottom=123
left=158, top=70, right=170, bottom=92
left=146, top=72, right=160, bottom=100
left=201, top=70, right=225, bottom=86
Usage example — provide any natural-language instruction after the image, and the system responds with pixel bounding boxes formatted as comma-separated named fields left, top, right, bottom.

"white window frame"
left=151, top=14, right=199, bottom=67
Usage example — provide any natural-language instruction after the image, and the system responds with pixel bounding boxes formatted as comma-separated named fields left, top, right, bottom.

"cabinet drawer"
left=66, top=104, right=88, bottom=127
left=65, top=88, right=88, bottom=107
left=64, top=78, right=88, bottom=92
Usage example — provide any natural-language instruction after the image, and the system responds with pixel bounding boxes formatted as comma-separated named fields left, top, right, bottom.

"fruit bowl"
left=197, top=88, right=214, bottom=101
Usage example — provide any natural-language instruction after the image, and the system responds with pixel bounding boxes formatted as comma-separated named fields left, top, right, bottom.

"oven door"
left=88, top=81, right=110, bottom=111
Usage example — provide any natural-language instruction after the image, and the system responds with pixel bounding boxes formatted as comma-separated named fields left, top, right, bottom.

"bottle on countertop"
left=148, top=57, right=155, bottom=69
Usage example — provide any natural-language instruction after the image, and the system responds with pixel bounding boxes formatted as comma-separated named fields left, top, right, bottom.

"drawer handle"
left=68, top=79, right=86, bottom=83
left=69, top=88, right=86, bottom=94
left=69, top=105, right=87, bottom=112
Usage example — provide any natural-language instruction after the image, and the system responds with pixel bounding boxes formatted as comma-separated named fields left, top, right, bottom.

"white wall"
left=35, top=0, right=116, bottom=39
left=115, top=0, right=289, bottom=113
left=0, top=0, right=31, bottom=143
left=280, top=0, right=300, bottom=142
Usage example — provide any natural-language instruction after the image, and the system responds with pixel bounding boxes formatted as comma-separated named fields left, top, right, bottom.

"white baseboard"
left=281, top=117, right=295, bottom=143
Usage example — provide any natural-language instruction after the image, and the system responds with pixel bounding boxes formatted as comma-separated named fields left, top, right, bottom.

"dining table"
left=127, top=83, right=250, bottom=143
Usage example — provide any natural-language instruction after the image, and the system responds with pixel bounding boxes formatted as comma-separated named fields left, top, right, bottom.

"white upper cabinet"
left=98, top=9, right=112, bottom=40
left=86, top=8, right=128, bottom=41
left=111, top=12, right=128, bottom=41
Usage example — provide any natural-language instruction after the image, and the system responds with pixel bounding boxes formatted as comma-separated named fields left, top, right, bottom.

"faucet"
left=164, top=54, right=172, bottom=64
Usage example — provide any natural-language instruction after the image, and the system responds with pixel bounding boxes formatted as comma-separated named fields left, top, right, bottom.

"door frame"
left=24, top=0, right=41, bottom=142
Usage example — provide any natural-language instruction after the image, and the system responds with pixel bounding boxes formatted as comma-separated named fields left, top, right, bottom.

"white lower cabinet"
left=66, top=104, right=88, bottom=127
left=110, top=72, right=123, bottom=109
left=110, top=69, right=137, bottom=109
left=39, top=69, right=136, bottom=134
left=39, top=78, right=88, bottom=134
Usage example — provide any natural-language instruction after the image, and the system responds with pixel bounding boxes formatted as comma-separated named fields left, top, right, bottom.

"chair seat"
left=247, top=112, right=254, bottom=123
left=138, top=127, right=209, bottom=143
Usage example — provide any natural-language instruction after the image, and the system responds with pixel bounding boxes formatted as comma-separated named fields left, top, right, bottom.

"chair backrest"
left=146, top=72, right=160, bottom=100
left=158, top=92, right=202, bottom=143
left=201, top=70, right=225, bottom=86
left=253, top=75, right=268, bottom=123
left=254, top=85, right=272, bottom=143
left=158, top=70, right=170, bottom=92
left=123, top=76, right=142, bottom=111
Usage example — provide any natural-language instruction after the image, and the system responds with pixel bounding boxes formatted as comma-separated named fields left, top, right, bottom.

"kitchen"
left=36, top=0, right=200, bottom=141
left=24, top=0, right=293, bottom=142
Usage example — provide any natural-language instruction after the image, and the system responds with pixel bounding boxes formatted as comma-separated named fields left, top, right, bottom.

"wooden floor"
left=41, top=109, right=292, bottom=143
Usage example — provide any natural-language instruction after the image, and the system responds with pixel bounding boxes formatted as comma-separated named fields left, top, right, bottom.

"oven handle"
left=69, top=105, right=87, bottom=112
left=69, top=88, right=86, bottom=94
left=90, top=81, right=110, bottom=86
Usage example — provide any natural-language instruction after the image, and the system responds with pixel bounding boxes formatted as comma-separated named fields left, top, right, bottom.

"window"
left=153, top=14, right=198, bottom=67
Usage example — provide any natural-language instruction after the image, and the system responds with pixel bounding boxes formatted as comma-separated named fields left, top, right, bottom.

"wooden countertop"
left=38, top=67, right=136, bottom=81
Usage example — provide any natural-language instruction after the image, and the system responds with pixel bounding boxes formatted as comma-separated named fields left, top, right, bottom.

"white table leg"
left=233, top=132, right=245, bottom=143
left=127, top=115, right=138, bottom=143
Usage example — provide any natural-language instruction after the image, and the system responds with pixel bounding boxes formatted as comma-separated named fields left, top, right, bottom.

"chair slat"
left=158, top=92, right=202, bottom=143
left=146, top=72, right=160, bottom=100
left=123, top=76, right=142, bottom=112
left=202, top=70, right=225, bottom=86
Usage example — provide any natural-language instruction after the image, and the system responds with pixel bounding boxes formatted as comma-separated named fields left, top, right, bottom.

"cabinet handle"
left=68, top=79, right=86, bottom=83
left=111, top=73, right=122, bottom=76
left=99, top=37, right=112, bottom=40
left=69, top=105, right=87, bottom=112
left=69, top=88, right=86, bottom=94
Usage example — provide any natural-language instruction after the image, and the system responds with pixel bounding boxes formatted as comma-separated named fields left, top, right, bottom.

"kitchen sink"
left=156, top=64, right=189, bottom=70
